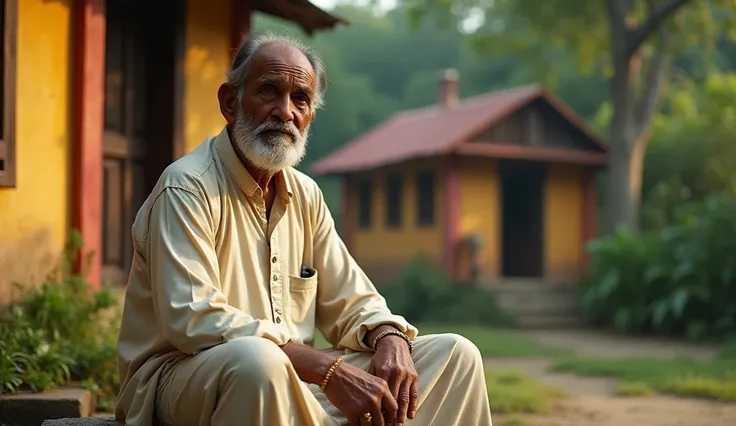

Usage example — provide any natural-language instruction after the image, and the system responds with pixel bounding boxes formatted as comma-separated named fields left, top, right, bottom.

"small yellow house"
left=310, top=70, right=608, bottom=285
left=0, top=0, right=344, bottom=305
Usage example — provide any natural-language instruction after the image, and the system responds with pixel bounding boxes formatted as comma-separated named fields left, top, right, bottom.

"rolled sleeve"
left=147, top=187, right=292, bottom=354
left=310, top=185, right=418, bottom=352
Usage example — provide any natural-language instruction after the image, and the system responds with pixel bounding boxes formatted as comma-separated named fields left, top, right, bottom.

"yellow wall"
left=457, top=157, right=501, bottom=279
left=183, top=0, right=232, bottom=153
left=345, top=157, right=586, bottom=283
left=348, top=160, right=444, bottom=283
left=544, top=164, right=583, bottom=280
left=456, top=159, right=585, bottom=281
left=0, top=0, right=72, bottom=305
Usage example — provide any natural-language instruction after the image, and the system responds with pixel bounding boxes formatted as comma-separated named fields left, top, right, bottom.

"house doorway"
left=101, top=0, right=183, bottom=285
left=499, top=160, right=545, bottom=277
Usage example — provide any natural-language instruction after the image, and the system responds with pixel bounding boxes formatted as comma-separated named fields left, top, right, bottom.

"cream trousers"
left=155, top=333, right=493, bottom=426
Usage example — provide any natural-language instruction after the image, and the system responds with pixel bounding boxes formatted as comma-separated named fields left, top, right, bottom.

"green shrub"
left=0, top=231, right=120, bottom=412
left=581, top=193, right=736, bottom=339
left=378, top=254, right=515, bottom=327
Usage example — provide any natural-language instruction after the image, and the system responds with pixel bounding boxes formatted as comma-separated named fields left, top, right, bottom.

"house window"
left=0, top=0, right=17, bottom=188
left=385, top=173, right=402, bottom=227
left=416, top=170, right=435, bottom=225
left=357, top=180, right=372, bottom=228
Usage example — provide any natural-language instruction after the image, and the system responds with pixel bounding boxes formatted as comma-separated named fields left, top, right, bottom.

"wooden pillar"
left=442, top=156, right=460, bottom=280
left=581, top=168, right=597, bottom=272
left=72, top=0, right=106, bottom=289
left=231, top=0, right=252, bottom=53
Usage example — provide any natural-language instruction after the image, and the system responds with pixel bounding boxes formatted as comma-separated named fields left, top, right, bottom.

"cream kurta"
left=115, top=127, right=492, bottom=426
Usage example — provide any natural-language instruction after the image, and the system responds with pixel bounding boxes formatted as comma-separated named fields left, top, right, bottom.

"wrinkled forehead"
left=247, top=43, right=316, bottom=91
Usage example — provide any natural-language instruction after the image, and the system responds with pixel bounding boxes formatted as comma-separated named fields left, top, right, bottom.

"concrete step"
left=482, top=279, right=584, bottom=328
left=1, top=387, right=95, bottom=426
left=490, top=281, right=576, bottom=293
left=42, top=419, right=116, bottom=426
left=497, top=301, right=580, bottom=316
left=495, top=291, right=579, bottom=305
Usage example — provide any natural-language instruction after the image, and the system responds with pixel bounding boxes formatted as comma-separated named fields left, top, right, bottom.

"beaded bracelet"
left=320, top=356, right=343, bottom=392
left=371, top=329, right=414, bottom=354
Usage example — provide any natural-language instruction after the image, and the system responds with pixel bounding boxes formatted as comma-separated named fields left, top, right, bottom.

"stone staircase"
left=482, top=279, right=585, bottom=328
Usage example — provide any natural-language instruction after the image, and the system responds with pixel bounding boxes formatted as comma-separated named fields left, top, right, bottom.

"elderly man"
left=115, top=33, right=493, bottom=426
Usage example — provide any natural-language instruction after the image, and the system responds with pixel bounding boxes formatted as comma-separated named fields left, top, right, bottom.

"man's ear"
left=218, top=83, right=238, bottom=125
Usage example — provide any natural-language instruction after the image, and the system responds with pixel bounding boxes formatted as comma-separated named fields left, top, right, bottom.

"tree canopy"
left=252, top=1, right=736, bottom=230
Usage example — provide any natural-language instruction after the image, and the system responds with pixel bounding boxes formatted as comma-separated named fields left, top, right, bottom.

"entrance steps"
left=481, top=279, right=585, bottom=328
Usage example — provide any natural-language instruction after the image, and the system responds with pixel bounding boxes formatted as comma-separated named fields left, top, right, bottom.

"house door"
left=101, top=1, right=149, bottom=285
left=101, top=0, right=183, bottom=285
left=499, top=160, right=545, bottom=277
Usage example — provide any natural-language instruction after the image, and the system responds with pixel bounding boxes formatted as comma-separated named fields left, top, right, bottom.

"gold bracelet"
left=319, top=356, right=343, bottom=392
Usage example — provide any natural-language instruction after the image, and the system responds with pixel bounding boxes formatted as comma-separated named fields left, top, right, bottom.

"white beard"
left=230, top=108, right=309, bottom=173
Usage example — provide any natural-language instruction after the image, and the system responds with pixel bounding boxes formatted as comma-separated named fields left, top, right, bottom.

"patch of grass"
left=660, top=377, right=736, bottom=401
left=716, top=340, right=736, bottom=359
left=616, top=381, right=655, bottom=397
left=500, top=413, right=529, bottom=426
left=551, top=355, right=736, bottom=401
left=315, top=325, right=567, bottom=357
left=486, top=370, right=566, bottom=414
left=422, top=325, right=570, bottom=357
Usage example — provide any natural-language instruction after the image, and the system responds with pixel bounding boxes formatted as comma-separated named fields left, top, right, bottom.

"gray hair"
left=227, top=32, right=328, bottom=109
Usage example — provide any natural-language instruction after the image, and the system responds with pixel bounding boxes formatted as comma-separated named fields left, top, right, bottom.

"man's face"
left=230, top=43, right=317, bottom=172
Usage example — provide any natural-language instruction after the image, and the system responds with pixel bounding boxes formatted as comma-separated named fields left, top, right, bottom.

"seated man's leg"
left=156, top=336, right=339, bottom=426
left=410, top=333, right=493, bottom=425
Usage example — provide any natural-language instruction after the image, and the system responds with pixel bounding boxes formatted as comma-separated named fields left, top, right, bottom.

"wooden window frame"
left=357, top=179, right=372, bottom=229
left=0, top=0, right=17, bottom=188
left=416, top=170, right=435, bottom=226
left=385, top=173, right=402, bottom=228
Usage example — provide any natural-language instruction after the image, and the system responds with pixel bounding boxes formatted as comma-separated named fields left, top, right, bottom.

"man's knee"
left=211, top=336, right=291, bottom=388
left=430, top=333, right=483, bottom=366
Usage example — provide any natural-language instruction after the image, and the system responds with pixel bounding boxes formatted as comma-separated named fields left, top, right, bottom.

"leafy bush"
left=0, top=231, right=121, bottom=411
left=378, top=254, right=515, bottom=327
left=580, top=194, right=736, bottom=339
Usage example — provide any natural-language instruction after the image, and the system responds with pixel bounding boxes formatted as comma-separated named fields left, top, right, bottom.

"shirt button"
left=272, top=256, right=277, bottom=263
left=272, top=275, right=278, bottom=281
left=275, top=317, right=282, bottom=324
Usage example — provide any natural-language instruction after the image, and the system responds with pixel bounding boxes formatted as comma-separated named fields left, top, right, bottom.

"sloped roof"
left=255, top=0, right=349, bottom=34
left=310, top=83, right=607, bottom=175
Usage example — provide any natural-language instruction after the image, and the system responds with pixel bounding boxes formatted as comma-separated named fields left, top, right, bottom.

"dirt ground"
left=486, top=329, right=735, bottom=426
left=495, top=395, right=736, bottom=426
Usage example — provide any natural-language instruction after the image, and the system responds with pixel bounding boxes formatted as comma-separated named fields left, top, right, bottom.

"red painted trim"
left=581, top=168, right=597, bottom=272
left=442, top=156, right=460, bottom=280
left=231, top=0, right=252, bottom=53
left=341, top=175, right=353, bottom=252
left=72, top=0, right=105, bottom=289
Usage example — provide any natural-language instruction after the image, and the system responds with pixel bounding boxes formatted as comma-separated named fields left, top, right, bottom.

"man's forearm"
left=281, top=342, right=339, bottom=385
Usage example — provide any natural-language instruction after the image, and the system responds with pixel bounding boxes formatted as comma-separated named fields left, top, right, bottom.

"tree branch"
left=633, top=28, right=673, bottom=141
left=626, top=0, right=691, bottom=57
left=607, top=0, right=632, bottom=61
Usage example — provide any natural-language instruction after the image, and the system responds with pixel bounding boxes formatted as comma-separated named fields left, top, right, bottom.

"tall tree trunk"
left=606, top=125, right=646, bottom=234
left=604, top=0, right=682, bottom=234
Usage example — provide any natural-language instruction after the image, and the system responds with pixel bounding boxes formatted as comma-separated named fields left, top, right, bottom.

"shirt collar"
left=214, top=126, right=293, bottom=201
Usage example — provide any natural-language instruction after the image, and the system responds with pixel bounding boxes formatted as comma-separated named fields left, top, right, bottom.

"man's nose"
left=271, top=95, right=295, bottom=122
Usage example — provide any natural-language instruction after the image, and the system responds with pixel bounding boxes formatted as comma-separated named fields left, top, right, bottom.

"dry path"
left=487, top=329, right=733, bottom=426
left=517, top=328, right=719, bottom=360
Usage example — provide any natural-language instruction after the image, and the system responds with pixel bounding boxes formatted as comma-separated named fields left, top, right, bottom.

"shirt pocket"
left=287, top=271, right=319, bottom=326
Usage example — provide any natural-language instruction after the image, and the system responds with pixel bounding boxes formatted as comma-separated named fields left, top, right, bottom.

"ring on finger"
left=363, top=412, right=372, bottom=422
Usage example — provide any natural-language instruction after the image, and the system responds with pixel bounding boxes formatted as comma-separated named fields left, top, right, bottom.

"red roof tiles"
left=310, top=83, right=606, bottom=176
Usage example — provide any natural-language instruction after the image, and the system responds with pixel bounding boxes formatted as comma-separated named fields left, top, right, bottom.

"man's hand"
left=323, top=361, right=398, bottom=426
left=368, top=335, right=418, bottom=426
